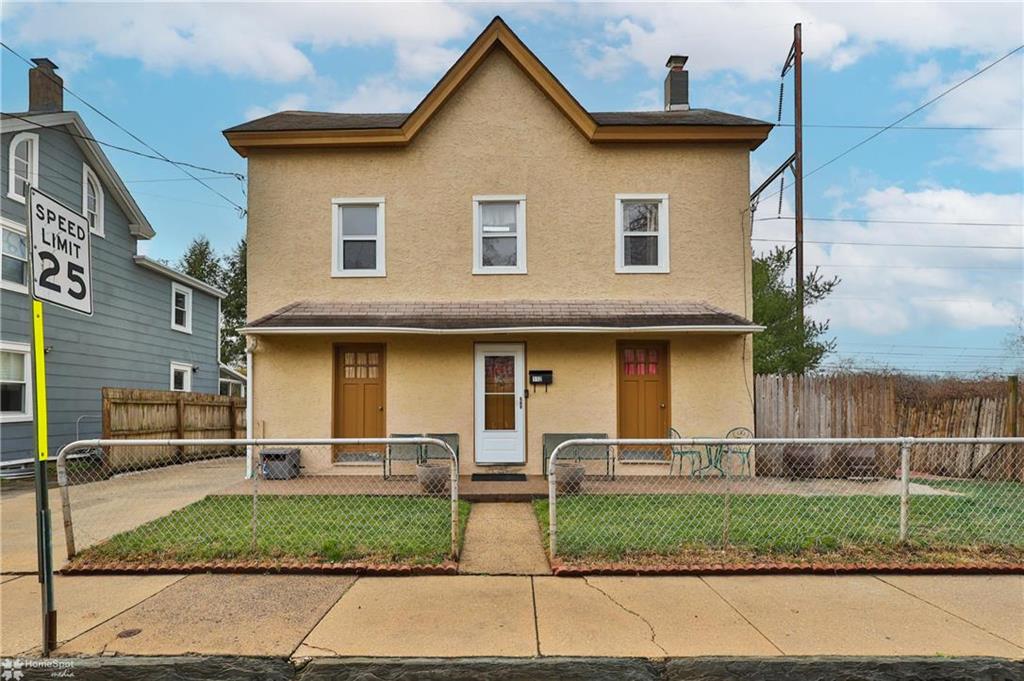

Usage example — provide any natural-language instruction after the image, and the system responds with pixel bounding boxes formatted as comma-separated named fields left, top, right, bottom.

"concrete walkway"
left=459, top=503, right=551, bottom=575
left=1, top=574, right=1021, bottom=659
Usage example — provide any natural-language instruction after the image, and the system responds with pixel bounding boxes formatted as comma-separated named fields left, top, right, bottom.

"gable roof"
left=1, top=111, right=155, bottom=238
left=224, top=17, right=772, bottom=156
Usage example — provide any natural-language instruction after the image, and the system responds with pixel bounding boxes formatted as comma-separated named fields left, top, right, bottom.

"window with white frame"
left=615, top=194, right=669, bottom=273
left=82, top=164, right=104, bottom=237
left=0, top=342, right=32, bottom=422
left=332, top=198, right=385, bottom=277
left=473, top=195, right=526, bottom=274
left=1, top=220, right=28, bottom=293
left=171, top=282, right=193, bottom=334
left=170, top=362, right=192, bottom=392
left=7, top=132, right=39, bottom=203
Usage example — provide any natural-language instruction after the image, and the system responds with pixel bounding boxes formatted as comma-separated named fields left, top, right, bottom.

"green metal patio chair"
left=543, top=433, right=613, bottom=479
left=668, top=427, right=704, bottom=477
left=385, top=433, right=424, bottom=479
left=722, top=426, right=754, bottom=477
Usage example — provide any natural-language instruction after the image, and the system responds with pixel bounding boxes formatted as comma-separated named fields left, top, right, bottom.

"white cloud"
left=331, top=76, right=424, bottom=113
left=750, top=164, right=1023, bottom=336
left=574, top=2, right=1022, bottom=82
left=7, top=3, right=477, bottom=82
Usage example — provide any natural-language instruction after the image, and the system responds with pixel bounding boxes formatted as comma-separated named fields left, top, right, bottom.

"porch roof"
left=242, top=300, right=762, bottom=335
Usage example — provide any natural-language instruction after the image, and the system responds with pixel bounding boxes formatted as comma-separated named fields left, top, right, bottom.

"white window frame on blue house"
left=171, top=282, right=193, bottom=334
left=169, top=361, right=193, bottom=392
left=0, top=217, right=29, bottom=295
left=0, top=340, right=33, bottom=423
left=82, top=163, right=105, bottom=237
left=7, top=132, right=39, bottom=204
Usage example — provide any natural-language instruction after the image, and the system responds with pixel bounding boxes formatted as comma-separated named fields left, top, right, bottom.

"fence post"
left=56, top=454, right=75, bottom=559
left=450, top=446, right=459, bottom=560
left=251, top=448, right=260, bottom=552
left=548, top=449, right=558, bottom=557
left=721, top=444, right=732, bottom=546
left=899, top=439, right=911, bottom=542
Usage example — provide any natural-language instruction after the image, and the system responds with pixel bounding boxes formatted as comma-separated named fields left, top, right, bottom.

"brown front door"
left=617, top=341, right=669, bottom=458
left=334, top=344, right=385, bottom=460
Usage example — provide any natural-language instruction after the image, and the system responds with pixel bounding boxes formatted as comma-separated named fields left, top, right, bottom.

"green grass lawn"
left=533, top=479, right=1024, bottom=562
left=77, top=495, right=471, bottom=566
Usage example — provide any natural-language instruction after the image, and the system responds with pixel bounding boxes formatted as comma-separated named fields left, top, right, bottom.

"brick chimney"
left=664, top=55, right=689, bottom=111
left=29, top=58, right=63, bottom=113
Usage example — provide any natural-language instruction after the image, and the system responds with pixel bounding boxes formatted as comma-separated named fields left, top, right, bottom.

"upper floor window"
left=332, top=198, right=385, bottom=277
left=82, top=164, right=104, bottom=237
left=1, top=220, right=28, bottom=294
left=615, top=194, right=669, bottom=274
left=171, top=282, right=193, bottom=334
left=170, top=361, right=193, bottom=392
left=473, top=195, right=526, bottom=274
left=7, top=132, right=39, bottom=204
left=0, top=342, right=32, bottom=423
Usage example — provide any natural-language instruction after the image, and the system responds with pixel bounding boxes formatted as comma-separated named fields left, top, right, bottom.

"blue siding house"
left=1, top=58, right=224, bottom=468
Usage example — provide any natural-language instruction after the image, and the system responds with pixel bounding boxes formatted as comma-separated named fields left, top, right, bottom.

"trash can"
left=260, top=448, right=300, bottom=480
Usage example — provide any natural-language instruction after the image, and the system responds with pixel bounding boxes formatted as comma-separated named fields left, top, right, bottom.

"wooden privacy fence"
left=101, top=387, right=246, bottom=471
left=755, top=374, right=1023, bottom=480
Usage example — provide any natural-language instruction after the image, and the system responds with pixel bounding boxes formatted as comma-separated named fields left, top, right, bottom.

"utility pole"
left=750, top=23, right=805, bottom=325
left=793, top=23, right=804, bottom=326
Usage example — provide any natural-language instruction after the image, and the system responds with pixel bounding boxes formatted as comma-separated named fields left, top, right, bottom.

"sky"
left=1, top=1, right=1022, bottom=376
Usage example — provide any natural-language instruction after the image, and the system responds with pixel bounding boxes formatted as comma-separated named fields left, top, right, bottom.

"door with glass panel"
left=474, top=343, right=525, bottom=464
left=617, top=341, right=670, bottom=460
left=333, top=344, right=385, bottom=462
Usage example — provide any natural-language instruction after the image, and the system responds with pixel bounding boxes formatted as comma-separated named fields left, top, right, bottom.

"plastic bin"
left=260, top=448, right=300, bottom=480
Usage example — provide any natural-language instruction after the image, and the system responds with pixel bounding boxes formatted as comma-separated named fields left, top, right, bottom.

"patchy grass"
left=534, top=480, right=1024, bottom=565
left=76, top=495, right=471, bottom=566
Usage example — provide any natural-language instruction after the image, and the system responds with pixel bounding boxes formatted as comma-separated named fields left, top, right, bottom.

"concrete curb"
left=39, top=656, right=1024, bottom=681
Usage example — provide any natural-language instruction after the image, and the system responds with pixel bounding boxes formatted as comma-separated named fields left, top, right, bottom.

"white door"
left=474, top=343, right=525, bottom=464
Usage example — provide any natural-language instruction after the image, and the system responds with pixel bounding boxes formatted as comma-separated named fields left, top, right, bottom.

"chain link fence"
left=545, top=437, right=1024, bottom=566
left=55, top=438, right=462, bottom=568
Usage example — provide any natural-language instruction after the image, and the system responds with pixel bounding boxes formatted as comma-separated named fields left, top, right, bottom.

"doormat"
left=471, top=473, right=528, bottom=481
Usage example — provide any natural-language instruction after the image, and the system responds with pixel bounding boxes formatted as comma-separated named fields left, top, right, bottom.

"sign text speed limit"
left=30, top=188, right=93, bottom=315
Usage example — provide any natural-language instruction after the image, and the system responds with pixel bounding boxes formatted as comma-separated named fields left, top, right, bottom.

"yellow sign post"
left=33, top=300, right=48, bottom=461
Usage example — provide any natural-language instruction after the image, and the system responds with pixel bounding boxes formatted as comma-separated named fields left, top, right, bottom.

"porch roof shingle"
left=244, top=300, right=758, bottom=333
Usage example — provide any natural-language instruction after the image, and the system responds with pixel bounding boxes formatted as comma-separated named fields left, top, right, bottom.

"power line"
left=811, top=263, right=1021, bottom=270
left=830, top=295, right=1017, bottom=303
left=776, top=123, right=1023, bottom=131
left=1, top=112, right=244, bottom=179
left=753, top=237, right=1024, bottom=250
left=843, top=342, right=1009, bottom=351
left=759, top=43, right=1024, bottom=203
left=1, top=42, right=246, bottom=217
left=754, top=216, right=1023, bottom=227
left=126, top=176, right=239, bottom=183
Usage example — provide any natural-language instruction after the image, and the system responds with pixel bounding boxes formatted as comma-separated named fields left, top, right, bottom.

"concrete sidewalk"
left=1, top=574, right=1021, bottom=660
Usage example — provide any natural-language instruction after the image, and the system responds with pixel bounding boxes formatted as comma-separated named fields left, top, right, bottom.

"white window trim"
left=615, top=193, right=670, bottom=274
left=7, top=132, right=39, bottom=204
left=331, top=197, right=386, bottom=278
left=170, top=361, right=193, bottom=392
left=0, top=340, right=33, bottom=423
left=171, top=282, right=193, bottom=334
left=472, top=195, right=527, bottom=275
left=82, top=163, right=105, bottom=237
left=0, top=217, right=28, bottom=295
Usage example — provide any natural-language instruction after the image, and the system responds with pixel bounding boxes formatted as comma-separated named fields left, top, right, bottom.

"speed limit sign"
left=29, top=188, right=93, bottom=315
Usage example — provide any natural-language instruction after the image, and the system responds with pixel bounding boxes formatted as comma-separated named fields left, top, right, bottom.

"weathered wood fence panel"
left=101, top=388, right=245, bottom=471
left=755, top=374, right=1022, bottom=480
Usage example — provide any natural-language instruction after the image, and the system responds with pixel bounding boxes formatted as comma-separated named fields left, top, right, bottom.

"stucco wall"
left=246, top=46, right=752, bottom=321
left=252, top=332, right=752, bottom=476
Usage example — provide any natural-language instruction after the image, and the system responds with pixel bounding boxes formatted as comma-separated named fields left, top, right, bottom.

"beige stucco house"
left=225, top=17, right=771, bottom=477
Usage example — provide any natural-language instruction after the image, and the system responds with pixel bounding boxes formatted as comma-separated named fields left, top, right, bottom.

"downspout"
left=245, top=337, right=255, bottom=478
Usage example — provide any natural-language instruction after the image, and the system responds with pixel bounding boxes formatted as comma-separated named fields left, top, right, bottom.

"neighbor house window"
left=7, top=132, right=39, bottom=204
left=473, top=195, right=526, bottom=274
left=171, top=282, right=193, bottom=334
left=170, top=362, right=192, bottom=392
left=332, top=198, right=385, bottom=277
left=0, top=342, right=32, bottom=422
left=82, top=164, right=104, bottom=237
left=1, top=220, right=28, bottom=294
left=615, top=194, right=669, bottom=274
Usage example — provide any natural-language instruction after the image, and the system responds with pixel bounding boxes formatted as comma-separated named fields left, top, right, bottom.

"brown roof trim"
left=224, top=17, right=772, bottom=156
